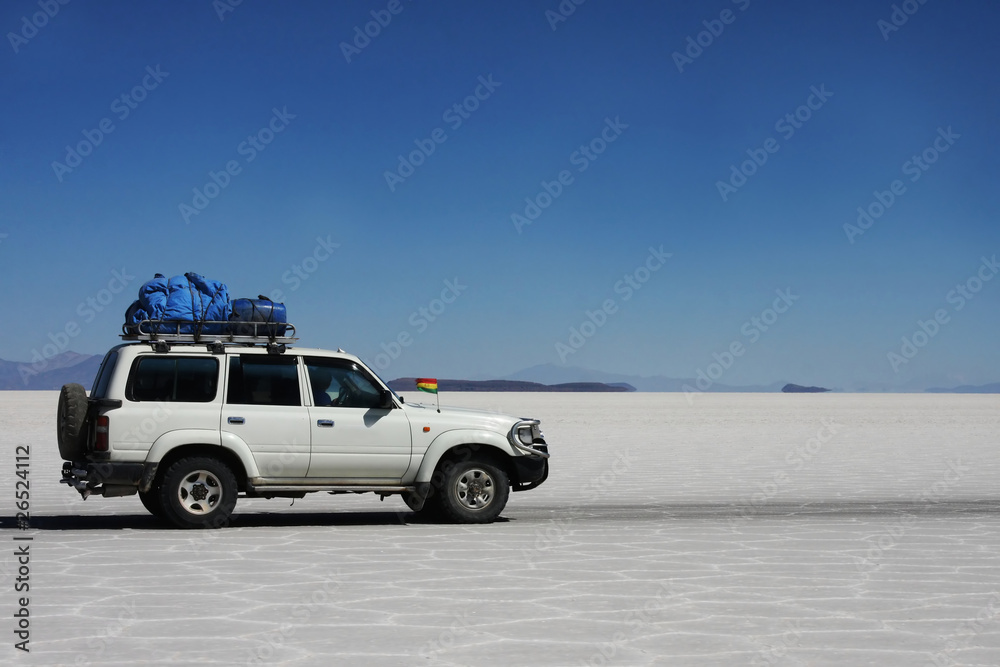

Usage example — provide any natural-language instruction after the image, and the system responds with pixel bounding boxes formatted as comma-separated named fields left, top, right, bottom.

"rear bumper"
left=61, top=460, right=156, bottom=498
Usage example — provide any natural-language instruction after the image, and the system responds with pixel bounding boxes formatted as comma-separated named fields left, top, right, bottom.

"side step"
left=248, top=483, right=413, bottom=494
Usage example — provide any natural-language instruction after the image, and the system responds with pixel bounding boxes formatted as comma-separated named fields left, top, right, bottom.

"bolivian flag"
left=416, top=378, right=438, bottom=394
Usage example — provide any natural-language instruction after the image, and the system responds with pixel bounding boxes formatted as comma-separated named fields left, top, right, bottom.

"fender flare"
left=413, top=428, right=515, bottom=485
left=144, top=429, right=261, bottom=478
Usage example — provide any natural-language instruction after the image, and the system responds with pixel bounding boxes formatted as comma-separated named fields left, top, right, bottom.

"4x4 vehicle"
left=57, top=325, right=549, bottom=528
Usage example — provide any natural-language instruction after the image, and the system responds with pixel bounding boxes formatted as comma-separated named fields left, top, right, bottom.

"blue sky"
left=1, top=0, right=997, bottom=391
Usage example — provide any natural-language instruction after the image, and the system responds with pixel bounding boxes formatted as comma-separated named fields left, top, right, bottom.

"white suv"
left=57, top=329, right=549, bottom=528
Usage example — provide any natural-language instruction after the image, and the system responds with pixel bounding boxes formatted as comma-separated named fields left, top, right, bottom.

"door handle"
left=228, top=417, right=245, bottom=425
left=317, top=420, right=335, bottom=427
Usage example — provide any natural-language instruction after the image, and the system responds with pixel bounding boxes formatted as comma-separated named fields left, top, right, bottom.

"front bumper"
left=511, top=445, right=549, bottom=491
left=507, top=419, right=550, bottom=491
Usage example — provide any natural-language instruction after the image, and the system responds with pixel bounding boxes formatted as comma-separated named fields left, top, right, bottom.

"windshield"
left=364, top=363, right=403, bottom=403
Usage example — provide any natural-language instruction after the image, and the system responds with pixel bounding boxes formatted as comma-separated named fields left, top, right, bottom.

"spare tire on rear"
left=57, top=383, right=89, bottom=461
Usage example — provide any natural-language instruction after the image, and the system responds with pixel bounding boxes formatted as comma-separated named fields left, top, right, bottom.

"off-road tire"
left=158, top=457, right=237, bottom=529
left=57, top=383, right=89, bottom=461
left=409, top=491, right=445, bottom=522
left=138, top=486, right=166, bottom=520
left=433, top=459, right=510, bottom=524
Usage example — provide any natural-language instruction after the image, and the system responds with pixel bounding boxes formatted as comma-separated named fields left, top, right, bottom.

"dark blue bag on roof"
left=229, top=296, right=287, bottom=336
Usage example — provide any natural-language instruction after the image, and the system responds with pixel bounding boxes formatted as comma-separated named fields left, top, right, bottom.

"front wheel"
left=158, top=457, right=237, bottom=529
left=434, top=459, right=510, bottom=523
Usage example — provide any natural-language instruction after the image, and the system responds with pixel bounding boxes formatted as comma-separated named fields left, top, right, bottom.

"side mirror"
left=379, top=390, right=394, bottom=409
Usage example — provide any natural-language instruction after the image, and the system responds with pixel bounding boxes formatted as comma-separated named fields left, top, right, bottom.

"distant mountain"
left=925, top=383, right=1000, bottom=394
left=0, top=352, right=103, bottom=390
left=782, top=383, right=830, bottom=393
left=388, top=378, right=631, bottom=392
left=502, top=363, right=786, bottom=393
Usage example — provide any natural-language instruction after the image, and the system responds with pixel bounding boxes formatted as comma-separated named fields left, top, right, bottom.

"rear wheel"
left=434, top=459, right=510, bottom=523
left=138, top=486, right=165, bottom=520
left=158, top=457, right=237, bottom=529
left=57, top=383, right=89, bottom=461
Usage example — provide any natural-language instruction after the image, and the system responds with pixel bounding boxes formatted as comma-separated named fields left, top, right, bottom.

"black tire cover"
left=57, top=383, right=89, bottom=461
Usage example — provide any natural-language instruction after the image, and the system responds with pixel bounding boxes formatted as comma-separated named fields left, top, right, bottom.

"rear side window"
left=91, top=348, right=120, bottom=398
left=127, top=357, right=219, bottom=402
left=227, top=355, right=300, bottom=406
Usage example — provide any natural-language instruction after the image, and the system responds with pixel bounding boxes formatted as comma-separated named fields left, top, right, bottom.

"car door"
left=304, top=356, right=411, bottom=480
left=222, top=353, right=311, bottom=478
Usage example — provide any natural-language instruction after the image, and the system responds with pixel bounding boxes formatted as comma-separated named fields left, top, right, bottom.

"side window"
left=127, top=357, right=218, bottom=402
left=91, top=348, right=120, bottom=398
left=227, top=355, right=301, bottom=406
left=306, top=357, right=384, bottom=409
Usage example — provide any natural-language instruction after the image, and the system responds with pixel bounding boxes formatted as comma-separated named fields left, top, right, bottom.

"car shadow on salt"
left=3, top=511, right=512, bottom=530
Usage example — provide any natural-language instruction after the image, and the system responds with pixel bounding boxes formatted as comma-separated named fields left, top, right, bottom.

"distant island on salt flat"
left=781, top=384, right=831, bottom=393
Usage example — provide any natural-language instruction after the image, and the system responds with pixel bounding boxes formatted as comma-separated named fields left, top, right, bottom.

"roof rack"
left=121, top=320, right=297, bottom=350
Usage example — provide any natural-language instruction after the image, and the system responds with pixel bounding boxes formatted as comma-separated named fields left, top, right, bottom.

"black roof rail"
left=121, top=320, right=297, bottom=352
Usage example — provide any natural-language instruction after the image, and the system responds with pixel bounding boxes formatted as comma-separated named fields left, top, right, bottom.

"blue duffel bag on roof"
left=125, top=272, right=231, bottom=335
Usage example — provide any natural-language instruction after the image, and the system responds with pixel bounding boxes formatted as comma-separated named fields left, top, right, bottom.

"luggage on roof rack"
left=124, top=273, right=231, bottom=336
left=122, top=275, right=295, bottom=348
left=230, top=296, right=287, bottom=337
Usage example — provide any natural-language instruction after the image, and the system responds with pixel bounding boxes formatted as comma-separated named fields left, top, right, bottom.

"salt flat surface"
left=2, top=391, right=999, bottom=666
